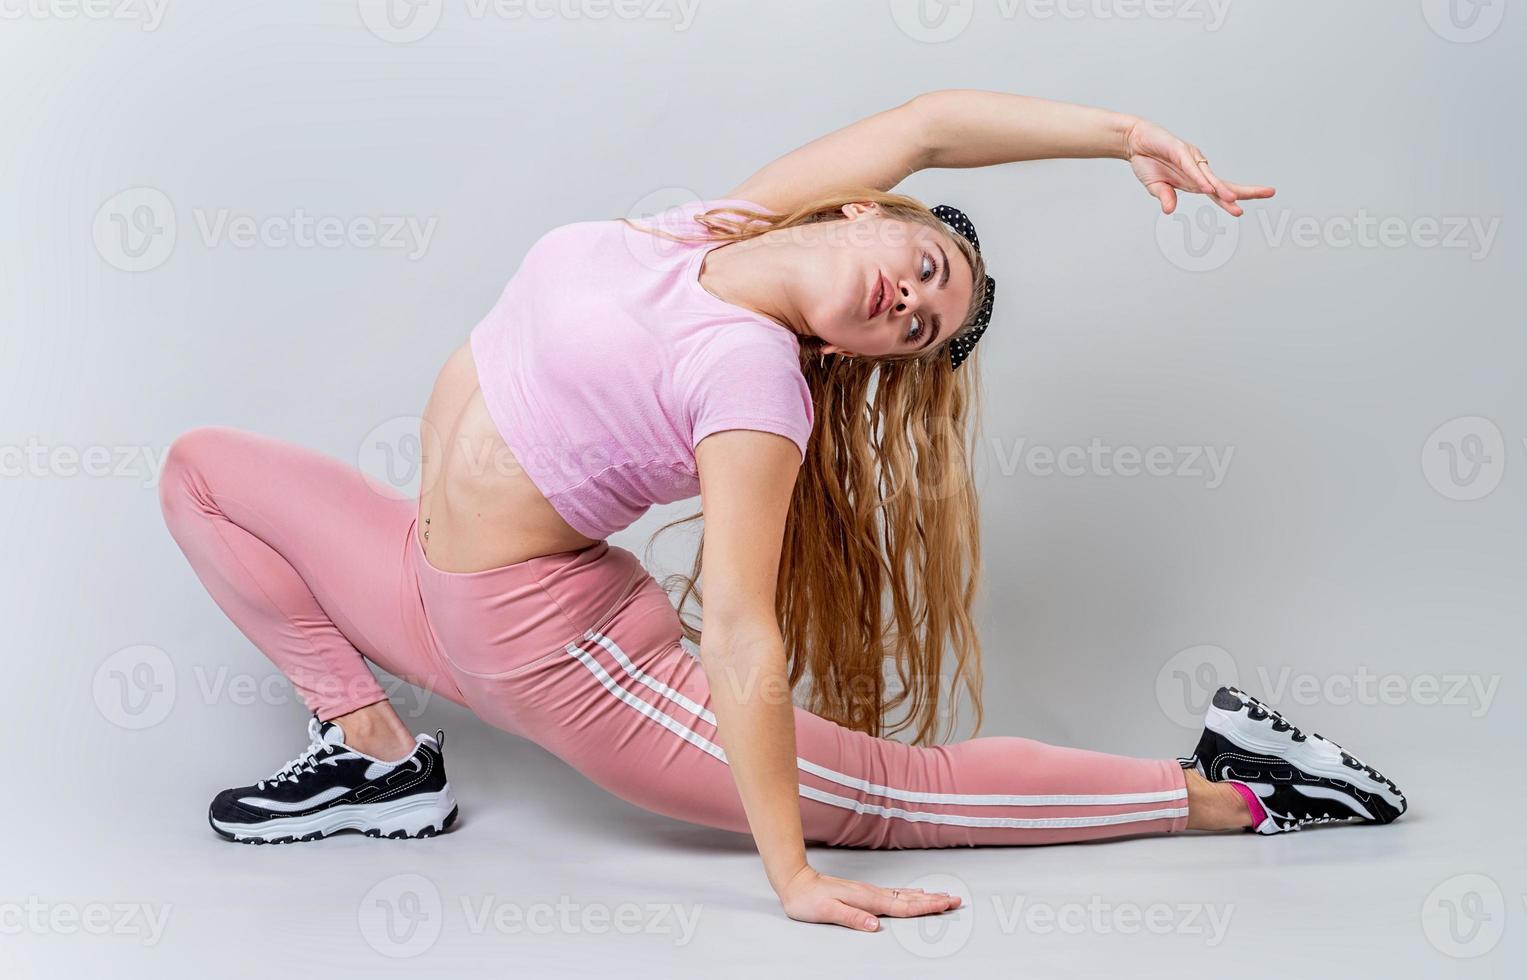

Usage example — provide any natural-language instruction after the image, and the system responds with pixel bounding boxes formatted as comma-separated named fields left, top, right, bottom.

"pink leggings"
left=158, top=425, right=1189, bottom=848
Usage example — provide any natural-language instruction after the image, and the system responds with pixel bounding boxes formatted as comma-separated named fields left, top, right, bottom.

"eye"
left=919, top=253, right=935, bottom=283
left=906, top=315, right=923, bottom=344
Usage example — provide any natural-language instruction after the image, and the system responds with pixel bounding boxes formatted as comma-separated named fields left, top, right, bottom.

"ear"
left=818, top=343, right=855, bottom=358
left=839, top=201, right=880, bottom=221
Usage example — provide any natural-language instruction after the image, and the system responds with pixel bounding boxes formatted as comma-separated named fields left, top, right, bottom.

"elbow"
left=902, top=92, right=947, bottom=172
left=699, top=619, right=792, bottom=709
left=701, top=610, right=779, bottom=650
left=699, top=612, right=785, bottom=669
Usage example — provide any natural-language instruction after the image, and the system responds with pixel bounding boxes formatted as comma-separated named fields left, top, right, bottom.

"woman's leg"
left=487, top=563, right=1221, bottom=849
left=158, top=424, right=467, bottom=758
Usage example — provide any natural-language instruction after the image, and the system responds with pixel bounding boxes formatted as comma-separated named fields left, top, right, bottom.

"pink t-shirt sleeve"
left=689, top=337, right=814, bottom=461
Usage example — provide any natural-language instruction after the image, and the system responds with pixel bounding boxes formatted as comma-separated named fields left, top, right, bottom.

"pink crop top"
left=468, top=198, right=815, bottom=540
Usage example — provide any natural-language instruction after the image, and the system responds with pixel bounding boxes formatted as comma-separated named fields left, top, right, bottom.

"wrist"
left=769, top=861, right=812, bottom=896
left=1113, top=113, right=1144, bottom=161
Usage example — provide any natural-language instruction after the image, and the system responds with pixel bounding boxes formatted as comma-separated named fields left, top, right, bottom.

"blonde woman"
left=159, top=89, right=1406, bottom=931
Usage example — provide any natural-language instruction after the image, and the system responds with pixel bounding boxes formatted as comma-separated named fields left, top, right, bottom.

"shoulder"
left=686, top=326, right=814, bottom=460
left=687, top=320, right=807, bottom=389
left=643, top=195, right=775, bottom=237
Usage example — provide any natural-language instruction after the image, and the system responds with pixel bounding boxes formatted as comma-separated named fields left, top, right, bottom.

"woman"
left=159, top=89, right=1407, bottom=932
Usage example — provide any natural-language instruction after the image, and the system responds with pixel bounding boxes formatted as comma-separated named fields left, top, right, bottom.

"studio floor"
left=7, top=693, right=1516, bottom=979
left=4, top=3, right=1521, bottom=978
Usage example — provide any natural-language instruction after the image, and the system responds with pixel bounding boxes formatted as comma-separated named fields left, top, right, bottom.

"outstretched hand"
left=1124, top=118, right=1275, bottom=217
left=776, top=865, right=962, bottom=932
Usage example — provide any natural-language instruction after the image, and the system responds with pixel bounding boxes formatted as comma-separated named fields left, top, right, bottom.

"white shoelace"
left=256, top=717, right=333, bottom=790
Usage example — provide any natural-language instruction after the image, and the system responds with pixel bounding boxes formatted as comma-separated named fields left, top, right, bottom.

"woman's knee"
left=158, top=425, right=246, bottom=522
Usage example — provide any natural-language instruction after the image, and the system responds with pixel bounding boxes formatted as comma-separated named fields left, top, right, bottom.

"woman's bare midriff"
left=415, top=340, right=601, bottom=572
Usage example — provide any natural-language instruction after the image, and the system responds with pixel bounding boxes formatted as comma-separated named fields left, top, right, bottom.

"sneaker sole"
left=1205, top=688, right=1407, bottom=821
left=210, top=787, right=459, bottom=844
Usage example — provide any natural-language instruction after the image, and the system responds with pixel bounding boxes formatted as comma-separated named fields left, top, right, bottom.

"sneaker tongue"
left=318, top=720, right=347, bottom=746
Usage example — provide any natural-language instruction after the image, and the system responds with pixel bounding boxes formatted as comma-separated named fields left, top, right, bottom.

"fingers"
left=1177, top=162, right=1278, bottom=217
left=883, top=891, right=963, bottom=916
left=1148, top=181, right=1178, bottom=214
left=1135, top=133, right=1275, bottom=216
left=1174, top=144, right=1248, bottom=217
left=1179, top=145, right=1222, bottom=200
left=1196, top=163, right=1244, bottom=216
left=1195, top=170, right=1278, bottom=215
left=826, top=899, right=881, bottom=932
left=1180, top=153, right=1242, bottom=217
left=858, top=884, right=964, bottom=918
left=1187, top=146, right=1277, bottom=211
left=1206, top=188, right=1244, bottom=217
left=798, top=882, right=965, bottom=932
left=1221, top=179, right=1277, bottom=201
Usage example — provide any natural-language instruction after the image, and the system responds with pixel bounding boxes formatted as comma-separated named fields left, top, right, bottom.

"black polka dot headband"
left=930, top=204, right=996, bottom=371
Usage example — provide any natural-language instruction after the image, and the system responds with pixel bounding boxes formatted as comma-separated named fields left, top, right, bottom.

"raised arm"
left=728, top=88, right=1273, bottom=217
left=694, top=429, right=955, bottom=931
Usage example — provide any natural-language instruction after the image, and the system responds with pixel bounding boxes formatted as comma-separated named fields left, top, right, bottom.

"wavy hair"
left=627, top=188, right=989, bottom=745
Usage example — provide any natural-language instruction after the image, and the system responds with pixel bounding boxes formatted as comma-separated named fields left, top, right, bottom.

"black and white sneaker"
left=208, top=715, right=459, bottom=844
left=1180, top=686, right=1408, bottom=834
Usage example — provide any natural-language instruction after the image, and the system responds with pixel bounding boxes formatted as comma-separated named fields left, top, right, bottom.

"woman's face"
left=790, top=203, right=976, bottom=359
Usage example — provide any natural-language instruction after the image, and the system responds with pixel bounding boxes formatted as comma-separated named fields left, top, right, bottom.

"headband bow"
left=930, top=204, right=995, bottom=370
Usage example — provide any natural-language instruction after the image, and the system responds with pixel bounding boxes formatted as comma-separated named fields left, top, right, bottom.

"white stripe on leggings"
left=566, top=638, right=1189, bottom=827
left=586, top=630, right=1186, bottom=808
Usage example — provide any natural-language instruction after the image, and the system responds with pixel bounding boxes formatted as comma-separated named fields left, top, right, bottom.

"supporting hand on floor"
left=775, top=864, right=962, bottom=932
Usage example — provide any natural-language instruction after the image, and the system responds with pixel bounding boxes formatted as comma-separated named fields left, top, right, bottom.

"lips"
left=868, top=271, right=890, bottom=319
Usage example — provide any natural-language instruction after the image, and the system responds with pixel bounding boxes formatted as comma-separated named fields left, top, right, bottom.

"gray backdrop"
left=2, top=0, right=1520, bottom=976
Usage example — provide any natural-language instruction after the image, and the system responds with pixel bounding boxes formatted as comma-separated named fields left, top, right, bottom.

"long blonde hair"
left=629, top=189, right=989, bottom=745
